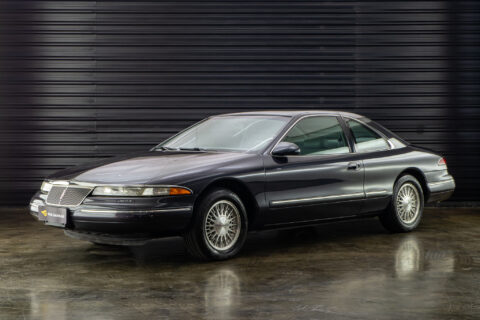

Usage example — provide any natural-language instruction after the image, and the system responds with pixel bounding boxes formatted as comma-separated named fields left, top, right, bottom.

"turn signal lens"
left=169, top=187, right=192, bottom=195
left=438, top=157, right=447, bottom=166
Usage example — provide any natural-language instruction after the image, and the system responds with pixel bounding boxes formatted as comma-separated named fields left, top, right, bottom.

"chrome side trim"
left=428, top=179, right=455, bottom=187
left=79, top=207, right=192, bottom=214
left=366, top=190, right=388, bottom=197
left=271, top=192, right=364, bottom=206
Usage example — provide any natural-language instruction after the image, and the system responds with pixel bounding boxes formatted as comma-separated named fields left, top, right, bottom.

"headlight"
left=41, top=181, right=53, bottom=193
left=92, top=186, right=192, bottom=197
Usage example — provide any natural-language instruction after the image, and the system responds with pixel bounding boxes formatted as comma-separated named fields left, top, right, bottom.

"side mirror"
left=272, top=142, right=301, bottom=156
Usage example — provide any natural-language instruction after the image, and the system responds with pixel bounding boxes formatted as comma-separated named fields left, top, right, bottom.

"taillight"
left=438, top=157, right=447, bottom=166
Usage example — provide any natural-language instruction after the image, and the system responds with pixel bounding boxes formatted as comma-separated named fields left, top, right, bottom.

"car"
left=29, top=110, right=455, bottom=260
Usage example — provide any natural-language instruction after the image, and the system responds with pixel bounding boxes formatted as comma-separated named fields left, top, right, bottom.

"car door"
left=343, top=117, right=395, bottom=214
left=263, top=115, right=365, bottom=226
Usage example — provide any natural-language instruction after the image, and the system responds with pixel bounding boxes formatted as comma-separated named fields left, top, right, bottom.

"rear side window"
left=347, top=119, right=390, bottom=152
left=282, top=116, right=349, bottom=155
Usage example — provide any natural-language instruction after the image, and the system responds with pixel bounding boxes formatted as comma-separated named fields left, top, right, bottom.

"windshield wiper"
left=155, top=146, right=208, bottom=151
left=178, top=147, right=207, bottom=151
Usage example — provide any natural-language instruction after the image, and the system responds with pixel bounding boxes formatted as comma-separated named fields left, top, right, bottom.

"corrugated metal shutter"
left=0, top=1, right=478, bottom=205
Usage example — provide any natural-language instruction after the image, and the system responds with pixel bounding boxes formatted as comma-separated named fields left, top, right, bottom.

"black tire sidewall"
left=392, top=175, right=424, bottom=231
left=193, top=188, right=248, bottom=260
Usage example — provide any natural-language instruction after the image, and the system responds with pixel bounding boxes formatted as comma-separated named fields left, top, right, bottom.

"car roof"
left=220, top=110, right=363, bottom=118
left=218, top=110, right=408, bottom=145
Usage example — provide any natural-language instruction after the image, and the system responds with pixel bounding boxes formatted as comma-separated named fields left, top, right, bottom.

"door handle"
left=347, top=161, right=360, bottom=170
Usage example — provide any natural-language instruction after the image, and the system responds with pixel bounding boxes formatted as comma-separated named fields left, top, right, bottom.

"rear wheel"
left=379, top=175, right=424, bottom=232
left=184, top=188, right=248, bottom=260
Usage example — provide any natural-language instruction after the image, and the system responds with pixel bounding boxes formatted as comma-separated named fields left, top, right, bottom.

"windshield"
left=157, top=115, right=290, bottom=152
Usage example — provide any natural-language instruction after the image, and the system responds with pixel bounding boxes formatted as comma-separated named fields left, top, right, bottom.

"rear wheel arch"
left=394, top=168, right=429, bottom=201
left=380, top=173, right=425, bottom=232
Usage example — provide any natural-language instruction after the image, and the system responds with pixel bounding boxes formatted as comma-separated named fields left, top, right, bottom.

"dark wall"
left=0, top=1, right=479, bottom=205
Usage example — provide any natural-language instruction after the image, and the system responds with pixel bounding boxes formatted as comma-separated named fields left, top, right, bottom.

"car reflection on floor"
left=0, top=208, right=477, bottom=320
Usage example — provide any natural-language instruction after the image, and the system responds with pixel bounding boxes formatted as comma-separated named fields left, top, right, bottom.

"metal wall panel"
left=0, top=0, right=478, bottom=204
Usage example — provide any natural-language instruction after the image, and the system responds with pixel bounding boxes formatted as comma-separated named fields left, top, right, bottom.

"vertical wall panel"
left=0, top=0, right=478, bottom=204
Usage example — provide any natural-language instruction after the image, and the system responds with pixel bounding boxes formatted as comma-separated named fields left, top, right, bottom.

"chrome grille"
left=46, top=185, right=92, bottom=207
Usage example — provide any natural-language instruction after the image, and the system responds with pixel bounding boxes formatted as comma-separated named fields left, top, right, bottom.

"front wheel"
left=379, top=175, right=424, bottom=233
left=184, top=188, right=248, bottom=261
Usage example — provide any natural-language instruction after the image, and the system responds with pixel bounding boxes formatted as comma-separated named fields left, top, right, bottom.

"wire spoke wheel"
left=396, top=183, right=420, bottom=224
left=204, top=200, right=241, bottom=251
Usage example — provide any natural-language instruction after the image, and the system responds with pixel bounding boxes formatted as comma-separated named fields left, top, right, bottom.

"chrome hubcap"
left=204, top=200, right=241, bottom=251
left=396, top=183, right=420, bottom=224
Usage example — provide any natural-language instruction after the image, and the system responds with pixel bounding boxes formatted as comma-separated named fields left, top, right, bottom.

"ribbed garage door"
left=0, top=1, right=478, bottom=204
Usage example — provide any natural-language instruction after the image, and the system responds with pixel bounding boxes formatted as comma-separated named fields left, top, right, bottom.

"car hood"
left=47, top=151, right=259, bottom=185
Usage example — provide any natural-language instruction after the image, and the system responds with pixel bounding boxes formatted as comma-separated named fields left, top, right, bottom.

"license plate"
left=43, top=206, right=67, bottom=227
left=37, top=206, right=47, bottom=222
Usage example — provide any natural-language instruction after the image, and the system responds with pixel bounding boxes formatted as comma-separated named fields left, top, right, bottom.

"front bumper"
left=29, top=191, right=194, bottom=236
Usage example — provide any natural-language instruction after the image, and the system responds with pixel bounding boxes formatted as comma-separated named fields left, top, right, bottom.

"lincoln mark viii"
left=30, top=111, right=455, bottom=260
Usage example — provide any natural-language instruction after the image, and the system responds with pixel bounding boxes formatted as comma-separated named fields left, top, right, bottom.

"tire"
left=184, top=188, right=248, bottom=261
left=379, top=174, right=424, bottom=233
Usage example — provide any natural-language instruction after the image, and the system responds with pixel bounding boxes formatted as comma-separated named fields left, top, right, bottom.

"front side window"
left=347, top=119, right=390, bottom=152
left=159, top=115, right=289, bottom=152
left=281, top=116, right=349, bottom=155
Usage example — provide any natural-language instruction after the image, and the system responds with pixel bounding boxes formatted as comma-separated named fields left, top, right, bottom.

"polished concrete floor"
left=0, top=208, right=479, bottom=320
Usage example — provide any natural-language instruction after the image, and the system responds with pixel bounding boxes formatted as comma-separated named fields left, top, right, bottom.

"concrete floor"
left=0, top=208, right=479, bottom=320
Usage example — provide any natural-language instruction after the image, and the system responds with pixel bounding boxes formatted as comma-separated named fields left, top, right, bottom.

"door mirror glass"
left=272, top=142, right=301, bottom=156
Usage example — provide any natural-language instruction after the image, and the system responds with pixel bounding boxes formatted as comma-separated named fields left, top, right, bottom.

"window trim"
left=342, top=116, right=392, bottom=153
left=268, top=114, right=353, bottom=157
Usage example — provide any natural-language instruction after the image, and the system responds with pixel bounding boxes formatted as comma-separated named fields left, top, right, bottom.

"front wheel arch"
left=184, top=187, right=248, bottom=260
left=193, top=178, right=259, bottom=227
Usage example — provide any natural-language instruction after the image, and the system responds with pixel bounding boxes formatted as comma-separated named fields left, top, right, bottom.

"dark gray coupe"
left=29, top=111, right=455, bottom=260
